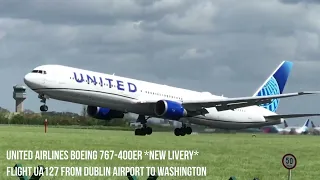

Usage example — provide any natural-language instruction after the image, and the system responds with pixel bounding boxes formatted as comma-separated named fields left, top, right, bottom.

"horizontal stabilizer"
left=265, top=113, right=320, bottom=120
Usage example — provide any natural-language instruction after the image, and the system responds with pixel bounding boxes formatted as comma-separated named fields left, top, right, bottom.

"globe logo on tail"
left=258, top=76, right=280, bottom=112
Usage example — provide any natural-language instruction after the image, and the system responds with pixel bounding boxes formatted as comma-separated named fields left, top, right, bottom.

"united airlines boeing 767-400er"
left=23, top=61, right=320, bottom=136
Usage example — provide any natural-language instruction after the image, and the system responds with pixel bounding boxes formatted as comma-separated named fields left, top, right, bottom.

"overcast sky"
left=0, top=0, right=320, bottom=125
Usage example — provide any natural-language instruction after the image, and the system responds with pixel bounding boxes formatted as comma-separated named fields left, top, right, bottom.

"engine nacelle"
left=154, top=100, right=187, bottom=120
left=87, top=106, right=124, bottom=120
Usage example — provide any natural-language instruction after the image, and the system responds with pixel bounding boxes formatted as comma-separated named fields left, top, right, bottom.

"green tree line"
left=0, top=107, right=174, bottom=132
left=0, top=112, right=128, bottom=126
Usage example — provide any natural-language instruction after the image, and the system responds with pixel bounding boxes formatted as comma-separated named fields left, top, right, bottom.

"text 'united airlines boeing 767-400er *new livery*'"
left=23, top=61, right=320, bottom=136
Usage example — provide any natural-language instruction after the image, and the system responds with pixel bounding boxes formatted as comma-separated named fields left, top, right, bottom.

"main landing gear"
left=174, top=123, right=192, bottom=136
left=38, top=94, right=48, bottom=112
left=134, top=115, right=152, bottom=136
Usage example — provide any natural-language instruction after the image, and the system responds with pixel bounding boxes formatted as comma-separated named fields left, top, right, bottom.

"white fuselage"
left=283, top=126, right=308, bottom=134
left=273, top=126, right=288, bottom=133
left=24, top=65, right=282, bottom=130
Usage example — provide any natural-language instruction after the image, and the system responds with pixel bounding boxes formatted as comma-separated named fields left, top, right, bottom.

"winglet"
left=311, top=121, right=316, bottom=128
left=298, top=91, right=320, bottom=95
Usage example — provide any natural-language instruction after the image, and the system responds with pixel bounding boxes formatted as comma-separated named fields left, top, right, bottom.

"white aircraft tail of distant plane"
left=266, top=120, right=289, bottom=133
left=310, top=120, right=320, bottom=135
left=311, top=121, right=320, bottom=131
left=282, top=119, right=310, bottom=134
left=24, top=60, right=320, bottom=136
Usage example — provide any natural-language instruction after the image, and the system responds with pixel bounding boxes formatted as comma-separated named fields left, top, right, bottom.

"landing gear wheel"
left=180, top=129, right=186, bottom=136
left=134, top=115, right=153, bottom=136
left=40, top=105, right=48, bottom=112
left=174, top=128, right=181, bottom=136
left=146, top=127, right=152, bottom=135
left=134, top=127, right=153, bottom=136
left=38, top=94, right=48, bottom=112
left=135, top=129, right=143, bottom=136
left=186, top=127, right=192, bottom=135
left=174, top=126, right=192, bottom=136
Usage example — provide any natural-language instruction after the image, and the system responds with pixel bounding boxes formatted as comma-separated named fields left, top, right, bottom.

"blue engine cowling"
left=87, top=106, right=124, bottom=120
left=154, top=100, right=187, bottom=120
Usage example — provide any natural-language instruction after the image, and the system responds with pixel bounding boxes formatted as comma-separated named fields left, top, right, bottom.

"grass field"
left=1, top=125, right=320, bottom=180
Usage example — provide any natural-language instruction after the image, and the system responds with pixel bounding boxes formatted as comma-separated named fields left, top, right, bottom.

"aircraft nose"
left=24, top=73, right=38, bottom=88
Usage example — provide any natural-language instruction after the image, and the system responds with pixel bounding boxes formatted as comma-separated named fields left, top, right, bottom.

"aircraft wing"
left=181, top=91, right=319, bottom=111
left=264, top=113, right=320, bottom=120
left=136, top=91, right=320, bottom=112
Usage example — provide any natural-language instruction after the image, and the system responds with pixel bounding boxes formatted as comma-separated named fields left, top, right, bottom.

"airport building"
left=13, top=85, right=27, bottom=113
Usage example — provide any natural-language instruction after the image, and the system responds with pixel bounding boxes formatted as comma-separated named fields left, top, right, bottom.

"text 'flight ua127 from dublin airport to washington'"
left=23, top=61, right=320, bottom=136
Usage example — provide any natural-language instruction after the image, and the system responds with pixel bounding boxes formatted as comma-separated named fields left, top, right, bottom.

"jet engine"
left=154, top=100, right=187, bottom=120
left=87, top=106, right=124, bottom=120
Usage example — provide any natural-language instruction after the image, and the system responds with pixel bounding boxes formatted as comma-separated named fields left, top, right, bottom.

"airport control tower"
left=13, top=85, right=27, bottom=113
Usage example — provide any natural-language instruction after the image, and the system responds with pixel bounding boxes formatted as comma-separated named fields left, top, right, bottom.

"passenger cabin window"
left=143, top=89, right=182, bottom=100
left=31, top=70, right=47, bottom=74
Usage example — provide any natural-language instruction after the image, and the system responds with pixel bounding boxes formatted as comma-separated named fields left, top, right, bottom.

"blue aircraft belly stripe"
left=32, top=88, right=138, bottom=100
left=192, top=116, right=266, bottom=124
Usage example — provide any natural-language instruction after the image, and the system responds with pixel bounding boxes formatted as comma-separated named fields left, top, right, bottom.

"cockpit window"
left=31, top=70, right=47, bottom=74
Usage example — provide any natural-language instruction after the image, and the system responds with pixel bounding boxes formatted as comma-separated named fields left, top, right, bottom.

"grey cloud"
left=0, top=0, right=193, bottom=25
left=279, top=0, right=320, bottom=4
left=140, top=1, right=217, bottom=35
left=1, top=0, right=320, bottom=125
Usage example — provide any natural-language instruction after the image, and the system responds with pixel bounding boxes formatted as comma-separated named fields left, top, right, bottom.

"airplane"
left=310, top=121, right=320, bottom=132
left=274, top=120, right=289, bottom=133
left=283, top=119, right=310, bottom=134
left=23, top=60, right=320, bottom=136
left=261, top=120, right=289, bottom=133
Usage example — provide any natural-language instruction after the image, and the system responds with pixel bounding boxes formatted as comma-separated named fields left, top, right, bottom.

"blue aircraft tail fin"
left=303, top=119, right=310, bottom=128
left=311, top=121, right=316, bottom=128
left=284, top=120, right=288, bottom=128
left=253, top=61, right=293, bottom=112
